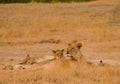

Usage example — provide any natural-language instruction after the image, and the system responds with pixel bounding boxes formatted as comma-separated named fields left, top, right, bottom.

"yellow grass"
left=0, top=1, right=120, bottom=42
left=0, top=63, right=120, bottom=84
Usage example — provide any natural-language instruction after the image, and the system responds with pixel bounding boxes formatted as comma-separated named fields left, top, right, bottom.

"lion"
left=52, top=49, right=79, bottom=68
left=20, top=54, right=36, bottom=65
left=20, top=54, right=30, bottom=64
left=3, top=65, right=14, bottom=70
left=66, top=41, right=86, bottom=63
left=52, top=49, right=65, bottom=60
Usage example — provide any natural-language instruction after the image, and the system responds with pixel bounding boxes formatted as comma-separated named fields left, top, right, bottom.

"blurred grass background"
left=0, top=0, right=95, bottom=3
left=0, top=1, right=120, bottom=42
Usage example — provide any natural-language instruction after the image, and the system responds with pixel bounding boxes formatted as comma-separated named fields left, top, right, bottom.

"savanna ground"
left=0, top=0, right=120, bottom=84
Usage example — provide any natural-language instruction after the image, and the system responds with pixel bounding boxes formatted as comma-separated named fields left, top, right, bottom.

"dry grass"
left=0, top=1, right=120, bottom=42
left=0, top=0, right=120, bottom=84
left=0, top=63, right=120, bottom=84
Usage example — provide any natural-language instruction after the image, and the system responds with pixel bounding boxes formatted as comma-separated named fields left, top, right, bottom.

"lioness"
left=20, top=54, right=36, bottom=65
left=52, top=49, right=64, bottom=60
left=66, top=41, right=86, bottom=62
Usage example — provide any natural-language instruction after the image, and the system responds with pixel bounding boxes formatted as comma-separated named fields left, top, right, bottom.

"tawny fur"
left=66, top=41, right=86, bottom=63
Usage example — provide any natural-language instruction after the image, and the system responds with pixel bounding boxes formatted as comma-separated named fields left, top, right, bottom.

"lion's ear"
left=61, top=49, right=64, bottom=52
left=68, top=43, right=72, bottom=46
left=27, top=54, right=30, bottom=57
left=77, top=43, right=82, bottom=49
left=52, top=50, right=56, bottom=53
